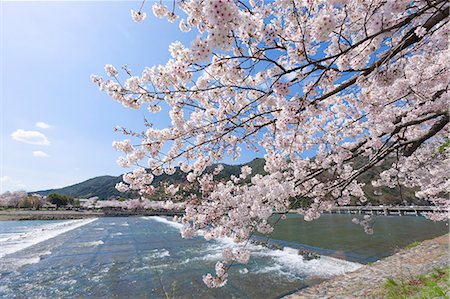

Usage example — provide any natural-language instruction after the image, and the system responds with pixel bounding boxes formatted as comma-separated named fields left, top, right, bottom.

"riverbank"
left=0, top=210, right=104, bottom=221
left=284, top=233, right=449, bottom=298
left=0, top=209, right=184, bottom=221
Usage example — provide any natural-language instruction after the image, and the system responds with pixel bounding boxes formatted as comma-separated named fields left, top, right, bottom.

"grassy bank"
left=380, top=267, right=449, bottom=298
left=284, top=234, right=449, bottom=298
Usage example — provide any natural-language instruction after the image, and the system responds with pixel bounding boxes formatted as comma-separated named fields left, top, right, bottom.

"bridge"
left=321, top=206, right=445, bottom=217
left=103, top=206, right=444, bottom=217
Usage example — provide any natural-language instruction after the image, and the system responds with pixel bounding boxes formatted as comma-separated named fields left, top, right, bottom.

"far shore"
left=0, top=209, right=105, bottom=221
left=0, top=209, right=184, bottom=221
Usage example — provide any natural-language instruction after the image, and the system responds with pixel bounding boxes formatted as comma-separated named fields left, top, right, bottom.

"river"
left=0, top=215, right=447, bottom=298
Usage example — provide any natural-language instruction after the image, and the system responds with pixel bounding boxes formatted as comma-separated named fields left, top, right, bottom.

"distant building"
left=42, top=203, right=57, bottom=210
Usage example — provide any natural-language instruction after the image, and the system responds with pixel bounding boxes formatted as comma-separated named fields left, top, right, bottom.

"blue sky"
left=1, top=1, right=257, bottom=192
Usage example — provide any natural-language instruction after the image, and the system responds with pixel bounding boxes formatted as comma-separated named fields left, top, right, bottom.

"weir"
left=102, top=208, right=184, bottom=217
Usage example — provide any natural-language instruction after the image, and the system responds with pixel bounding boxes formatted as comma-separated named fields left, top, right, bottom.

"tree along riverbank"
left=0, top=209, right=185, bottom=221
left=284, top=233, right=449, bottom=298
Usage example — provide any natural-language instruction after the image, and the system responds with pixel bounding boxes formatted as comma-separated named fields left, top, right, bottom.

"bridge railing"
left=319, top=205, right=444, bottom=216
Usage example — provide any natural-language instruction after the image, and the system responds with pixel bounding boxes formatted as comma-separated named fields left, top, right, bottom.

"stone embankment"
left=285, top=234, right=449, bottom=298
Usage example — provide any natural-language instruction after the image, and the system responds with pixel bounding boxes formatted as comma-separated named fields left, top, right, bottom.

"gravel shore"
left=284, top=233, right=449, bottom=298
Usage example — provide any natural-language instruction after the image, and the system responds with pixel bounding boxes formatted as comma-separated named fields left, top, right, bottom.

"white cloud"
left=32, top=151, right=49, bottom=158
left=0, top=176, right=26, bottom=192
left=35, top=121, right=52, bottom=129
left=11, top=129, right=50, bottom=146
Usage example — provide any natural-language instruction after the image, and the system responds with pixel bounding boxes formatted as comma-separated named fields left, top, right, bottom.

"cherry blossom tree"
left=93, top=0, right=449, bottom=287
left=0, top=191, right=28, bottom=208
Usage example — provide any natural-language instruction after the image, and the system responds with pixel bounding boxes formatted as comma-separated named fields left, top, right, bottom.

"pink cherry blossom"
left=93, top=0, right=450, bottom=287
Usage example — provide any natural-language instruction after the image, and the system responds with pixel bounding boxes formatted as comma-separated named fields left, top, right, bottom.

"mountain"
left=35, top=157, right=425, bottom=205
left=36, top=175, right=127, bottom=199
left=35, top=158, right=266, bottom=200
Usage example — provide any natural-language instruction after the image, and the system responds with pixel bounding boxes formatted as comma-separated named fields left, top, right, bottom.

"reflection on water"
left=0, top=215, right=447, bottom=298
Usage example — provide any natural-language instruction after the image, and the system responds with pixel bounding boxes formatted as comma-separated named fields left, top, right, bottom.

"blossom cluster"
left=131, top=10, right=146, bottom=22
left=203, top=262, right=228, bottom=288
left=352, top=215, right=374, bottom=235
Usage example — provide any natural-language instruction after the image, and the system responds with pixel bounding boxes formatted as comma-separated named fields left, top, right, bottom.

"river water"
left=266, top=214, right=449, bottom=263
left=0, top=215, right=447, bottom=298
